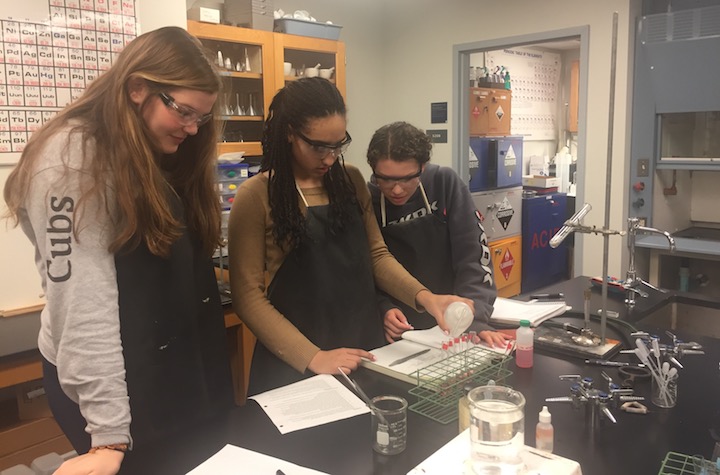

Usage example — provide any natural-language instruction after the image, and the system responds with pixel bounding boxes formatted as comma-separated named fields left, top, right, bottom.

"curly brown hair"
left=366, top=121, right=432, bottom=169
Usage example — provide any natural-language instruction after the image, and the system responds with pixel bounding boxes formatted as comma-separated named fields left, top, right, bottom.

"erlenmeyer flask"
left=244, top=48, right=251, bottom=72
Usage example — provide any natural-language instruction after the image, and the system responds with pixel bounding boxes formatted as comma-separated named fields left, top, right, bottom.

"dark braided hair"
left=261, top=77, right=359, bottom=250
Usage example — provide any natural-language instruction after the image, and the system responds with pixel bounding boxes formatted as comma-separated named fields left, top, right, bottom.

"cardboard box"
left=0, top=418, right=63, bottom=458
left=15, top=381, right=51, bottom=421
left=187, top=6, right=221, bottom=24
left=522, top=175, right=560, bottom=189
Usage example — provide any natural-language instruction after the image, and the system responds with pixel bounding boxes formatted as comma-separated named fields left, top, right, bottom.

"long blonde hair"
left=4, top=27, right=223, bottom=257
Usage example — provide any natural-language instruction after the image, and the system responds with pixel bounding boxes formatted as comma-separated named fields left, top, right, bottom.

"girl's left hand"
left=415, top=290, right=474, bottom=333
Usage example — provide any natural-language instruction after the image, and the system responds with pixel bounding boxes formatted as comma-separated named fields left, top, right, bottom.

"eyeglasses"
left=371, top=169, right=423, bottom=188
left=158, top=92, right=213, bottom=127
left=296, top=130, right=352, bottom=158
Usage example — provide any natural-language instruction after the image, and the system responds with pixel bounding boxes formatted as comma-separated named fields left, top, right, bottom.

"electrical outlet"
left=637, top=158, right=649, bottom=177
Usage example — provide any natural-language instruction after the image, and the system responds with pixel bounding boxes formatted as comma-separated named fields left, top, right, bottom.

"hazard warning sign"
left=499, top=247, right=515, bottom=280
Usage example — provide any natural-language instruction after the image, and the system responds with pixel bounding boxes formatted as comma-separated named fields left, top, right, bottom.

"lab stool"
left=30, top=452, right=63, bottom=475
left=0, top=465, right=34, bottom=475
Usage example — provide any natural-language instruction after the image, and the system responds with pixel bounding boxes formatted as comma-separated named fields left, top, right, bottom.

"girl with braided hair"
left=228, top=78, right=473, bottom=394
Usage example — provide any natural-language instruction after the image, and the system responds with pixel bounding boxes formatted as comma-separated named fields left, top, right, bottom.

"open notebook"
left=361, top=326, right=513, bottom=384
left=490, top=297, right=569, bottom=326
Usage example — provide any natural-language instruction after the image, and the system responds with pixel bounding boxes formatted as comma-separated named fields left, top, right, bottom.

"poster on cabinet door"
left=486, top=47, right=561, bottom=141
left=0, top=0, right=138, bottom=164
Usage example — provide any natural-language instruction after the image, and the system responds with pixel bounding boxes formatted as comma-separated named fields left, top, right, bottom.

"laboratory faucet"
left=625, top=217, right=676, bottom=308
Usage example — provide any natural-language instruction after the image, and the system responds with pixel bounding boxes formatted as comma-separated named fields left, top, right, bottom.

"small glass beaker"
left=370, top=395, right=407, bottom=455
left=651, top=373, right=678, bottom=408
left=468, top=384, right=526, bottom=475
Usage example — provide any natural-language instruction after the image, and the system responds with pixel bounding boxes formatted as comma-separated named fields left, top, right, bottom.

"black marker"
left=530, top=293, right=564, bottom=300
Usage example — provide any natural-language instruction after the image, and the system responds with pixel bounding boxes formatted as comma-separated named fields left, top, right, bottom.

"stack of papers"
left=490, top=297, right=569, bottom=326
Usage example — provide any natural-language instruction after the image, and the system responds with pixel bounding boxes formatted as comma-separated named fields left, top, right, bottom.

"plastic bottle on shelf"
left=679, top=259, right=690, bottom=292
left=516, top=319, right=534, bottom=368
left=535, top=405, right=554, bottom=453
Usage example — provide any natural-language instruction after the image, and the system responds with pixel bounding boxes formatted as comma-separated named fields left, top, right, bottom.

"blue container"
left=468, top=136, right=523, bottom=192
left=521, top=193, right=568, bottom=293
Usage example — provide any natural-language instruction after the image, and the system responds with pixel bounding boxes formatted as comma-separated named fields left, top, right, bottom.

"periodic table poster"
left=486, top=47, right=561, bottom=141
left=0, top=0, right=138, bottom=164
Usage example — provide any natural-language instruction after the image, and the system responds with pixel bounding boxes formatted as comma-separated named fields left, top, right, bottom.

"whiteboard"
left=0, top=0, right=138, bottom=314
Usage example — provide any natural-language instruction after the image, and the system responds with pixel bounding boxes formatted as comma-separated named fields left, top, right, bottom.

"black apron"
left=248, top=200, right=383, bottom=395
left=115, top=195, right=233, bottom=448
left=379, top=184, right=455, bottom=330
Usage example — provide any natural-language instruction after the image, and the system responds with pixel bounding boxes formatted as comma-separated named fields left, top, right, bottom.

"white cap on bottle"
left=539, top=405, right=552, bottom=423
left=445, top=301, right=473, bottom=337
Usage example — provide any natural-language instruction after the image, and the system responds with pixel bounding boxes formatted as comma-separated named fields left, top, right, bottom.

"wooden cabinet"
left=188, top=21, right=276, bottom=157
left=490, top=235, right=522, bottom=298
left=273, top=32, right=346, bottom=97
left=187, top=21, right=347, bottom=157
left=469, top=87, right=512, bottom=136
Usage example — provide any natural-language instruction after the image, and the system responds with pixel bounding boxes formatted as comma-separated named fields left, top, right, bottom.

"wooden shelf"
left=218, top=141, right=262, bottom=156
left=219, top=115, right=264, bottom=122
left=0, top=350, right=42, bottom=390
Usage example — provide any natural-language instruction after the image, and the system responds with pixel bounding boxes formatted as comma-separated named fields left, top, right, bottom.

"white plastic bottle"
left=536, top=405, right=554, bottom=453
left=516, top=319, right=534, bottom=368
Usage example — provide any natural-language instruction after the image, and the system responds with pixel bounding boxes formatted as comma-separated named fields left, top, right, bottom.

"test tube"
left=469, top=330, right=478, bottom=346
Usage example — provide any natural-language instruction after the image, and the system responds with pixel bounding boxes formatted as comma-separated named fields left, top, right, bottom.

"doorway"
left=452, top=26, right=589, bottom=282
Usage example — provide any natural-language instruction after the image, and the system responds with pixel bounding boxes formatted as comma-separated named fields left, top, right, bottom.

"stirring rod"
left=337, top=368, right=390, bottom=427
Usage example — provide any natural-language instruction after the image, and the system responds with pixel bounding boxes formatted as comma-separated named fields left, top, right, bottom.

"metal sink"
left=638, top=298, right=720, bottom=338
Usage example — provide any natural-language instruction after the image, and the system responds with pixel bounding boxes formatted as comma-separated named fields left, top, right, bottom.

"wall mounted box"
left=274, top=18, right=342, bottom=40
left=469, top=87, right=512, bottom=136
left=468, top=136, right=523, bottom=192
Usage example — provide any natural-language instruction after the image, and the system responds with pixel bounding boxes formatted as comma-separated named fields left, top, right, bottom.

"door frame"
left=452, top=26, right=590, bottom=276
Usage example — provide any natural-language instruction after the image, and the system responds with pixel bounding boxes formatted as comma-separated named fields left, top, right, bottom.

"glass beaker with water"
left=468, top=384, right=526, bottom=474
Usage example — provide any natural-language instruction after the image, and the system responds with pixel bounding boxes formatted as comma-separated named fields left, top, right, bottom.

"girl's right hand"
left=308, top=348, right=376, bottom=375
left=53, top=449, right=124, bottom=475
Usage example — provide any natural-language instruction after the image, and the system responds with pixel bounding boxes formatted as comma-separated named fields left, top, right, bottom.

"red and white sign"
left=499, top=248, right=515, bottom=280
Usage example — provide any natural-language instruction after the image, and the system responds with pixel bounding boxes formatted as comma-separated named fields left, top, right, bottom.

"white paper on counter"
left=248, top=374, right=370, bottom=434
left=407, top=429, right=583, bottom=475
left=186, top=444, right=329, bottom=474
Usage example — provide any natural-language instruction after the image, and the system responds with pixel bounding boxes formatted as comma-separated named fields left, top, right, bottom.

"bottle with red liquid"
left=515, top=319, right=534, bottom=368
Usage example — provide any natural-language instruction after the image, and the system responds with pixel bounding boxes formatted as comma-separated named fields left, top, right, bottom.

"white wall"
left=274, top=0, right=642, bottom=278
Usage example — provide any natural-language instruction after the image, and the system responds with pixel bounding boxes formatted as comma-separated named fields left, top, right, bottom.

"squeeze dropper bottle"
left=536, top=405, right=554, bottom=453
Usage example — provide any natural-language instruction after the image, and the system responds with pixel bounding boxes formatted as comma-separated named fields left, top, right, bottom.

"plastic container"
left=535, top=405, right=554, bottom=453
left=679, top=264, right=690, bottom=292
left=515, top=319, right=533, bottom=368
left=445, top=301, right=474, bottom=338
left=273, top=18, right=343, bottom=40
